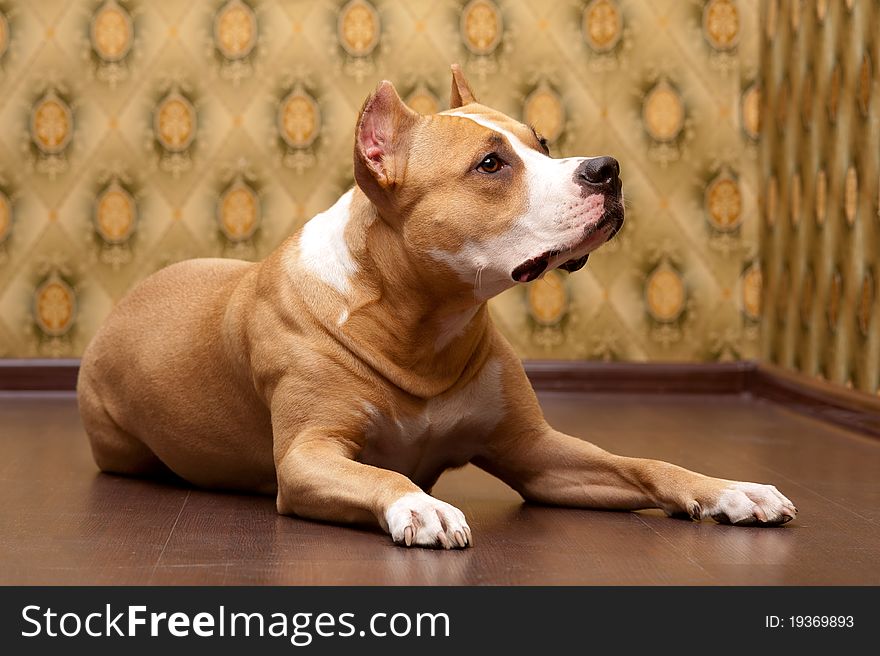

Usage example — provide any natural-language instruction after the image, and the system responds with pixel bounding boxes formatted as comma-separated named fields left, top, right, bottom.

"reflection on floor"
left=2, top=391, right=879, bottom=585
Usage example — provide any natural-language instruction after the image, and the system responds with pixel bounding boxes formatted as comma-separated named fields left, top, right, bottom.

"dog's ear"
left=449, top=64, right=477, bottom=108
left=354, top=81, right=419, bottom=196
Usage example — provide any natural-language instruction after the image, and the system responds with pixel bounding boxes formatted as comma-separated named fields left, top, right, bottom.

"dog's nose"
left=577, top=156, right=620, bottom=188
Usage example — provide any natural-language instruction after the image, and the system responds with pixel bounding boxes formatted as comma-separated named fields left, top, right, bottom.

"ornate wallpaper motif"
left=760, top=0, right=879, bottom=395
left=0, top=0, right=761, bottom=363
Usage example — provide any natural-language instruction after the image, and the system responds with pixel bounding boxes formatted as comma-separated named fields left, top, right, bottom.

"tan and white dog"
left=78, top=66, right=796, bottom=549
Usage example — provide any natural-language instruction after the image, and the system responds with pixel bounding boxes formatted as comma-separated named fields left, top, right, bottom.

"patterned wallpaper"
left=760, top=0, right=880, bottom=395
left=0, top=0, right=762, bottom=362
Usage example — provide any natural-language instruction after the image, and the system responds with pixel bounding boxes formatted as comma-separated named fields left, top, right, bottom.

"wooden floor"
left=1, top=390, right=879, bottom=585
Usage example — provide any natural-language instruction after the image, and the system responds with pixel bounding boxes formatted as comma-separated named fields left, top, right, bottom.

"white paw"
left=384, top=492, right=472, bottom=549
left=701, top=482, right=798, bottom=526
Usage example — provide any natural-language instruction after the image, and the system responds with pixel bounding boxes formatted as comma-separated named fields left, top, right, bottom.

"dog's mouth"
left=511, top=251, right=565, bottom=283
left=559, top=252, right=591, bottom=273
left=510, top=210, right=624, bottom=283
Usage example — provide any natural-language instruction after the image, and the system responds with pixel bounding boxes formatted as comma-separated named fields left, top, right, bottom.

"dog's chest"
left=357, top=360, right=505, bottom=484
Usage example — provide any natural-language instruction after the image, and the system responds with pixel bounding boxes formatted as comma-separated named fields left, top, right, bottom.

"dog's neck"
left=309, top=186, right=493, bottom=398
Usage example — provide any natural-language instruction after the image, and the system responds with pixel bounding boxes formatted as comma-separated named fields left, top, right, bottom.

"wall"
left=0, top=0, right=760, bottom=361
left=760, top=0, right=879, bottom=394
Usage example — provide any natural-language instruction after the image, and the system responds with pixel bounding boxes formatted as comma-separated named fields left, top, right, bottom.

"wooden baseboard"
left=0, top=359, right=80, bottom=392
left=749, top=362, right=880, bottom=439
left=524, top=360, right=752, bottom=394
left=2, top=358, right=878, bottom=438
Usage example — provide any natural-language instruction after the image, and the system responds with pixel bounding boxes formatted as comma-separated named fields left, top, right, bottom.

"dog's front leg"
left=274, top=429, right=472, bottom=549
left=471, top=348, right=797, bottom=525
left=475, top=422, right=797, bottom=526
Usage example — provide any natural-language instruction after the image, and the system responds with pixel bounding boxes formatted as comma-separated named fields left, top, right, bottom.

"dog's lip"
left=559, top=212, right=622, bottom=269
left=510, top=211, right=623, bottom=282
left=511, top=252, right=553, bottom=283
left=559, top=252, right=590, bottom=273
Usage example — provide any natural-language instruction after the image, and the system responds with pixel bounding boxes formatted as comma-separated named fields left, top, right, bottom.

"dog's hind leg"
left=77, top=378, right=172, bottom=478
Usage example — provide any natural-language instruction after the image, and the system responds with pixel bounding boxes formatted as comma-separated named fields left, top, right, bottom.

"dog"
left=77, top=65, right=797, bottom=549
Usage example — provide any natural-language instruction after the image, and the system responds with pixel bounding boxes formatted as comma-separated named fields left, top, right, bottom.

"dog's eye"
left=476, top=154, right=504, bottom=174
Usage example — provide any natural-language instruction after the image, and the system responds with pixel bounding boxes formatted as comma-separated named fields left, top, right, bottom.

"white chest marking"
left=297, top=189, right=356, bottom=294
left=360, top=359, right=505, bottom=476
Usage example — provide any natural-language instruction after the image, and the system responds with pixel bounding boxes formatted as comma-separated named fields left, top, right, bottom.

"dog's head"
left=354, top=65, right=624, bottom=300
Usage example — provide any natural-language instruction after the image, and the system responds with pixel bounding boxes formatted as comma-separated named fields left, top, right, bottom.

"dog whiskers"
left=473, top=265, right=485, bottom=301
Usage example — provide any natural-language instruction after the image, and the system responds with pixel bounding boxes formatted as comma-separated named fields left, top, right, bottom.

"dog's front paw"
left=697, top=481, right=798, bottom=526
left=384, top=492, right=472, bottom=549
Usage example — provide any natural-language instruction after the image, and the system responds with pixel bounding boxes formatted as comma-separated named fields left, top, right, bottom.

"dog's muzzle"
left=511, top=156, right=624, bottom=283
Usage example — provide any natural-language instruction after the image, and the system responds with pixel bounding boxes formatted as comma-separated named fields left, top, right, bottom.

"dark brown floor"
left=1, top=391, right=879, bottom=585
